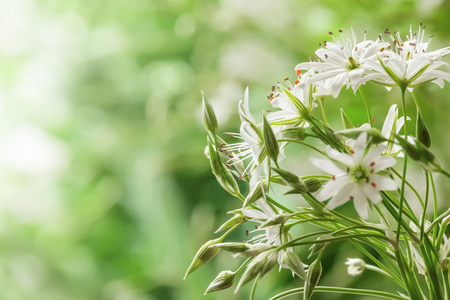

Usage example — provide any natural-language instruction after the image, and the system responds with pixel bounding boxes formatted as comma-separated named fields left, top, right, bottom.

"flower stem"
left=359, top=88, right=373, bottom=127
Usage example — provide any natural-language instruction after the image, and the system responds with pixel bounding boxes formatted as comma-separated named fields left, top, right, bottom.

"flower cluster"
left=187, top=25, right=450, bottom=300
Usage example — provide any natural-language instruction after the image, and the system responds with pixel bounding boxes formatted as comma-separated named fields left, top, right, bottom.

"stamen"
left=245, top=229, right=249, bottom=236
left=283, top=77, right=289, bottom=81
left=324, top=54, right=328, bottom=58
left=272, top=86, right=275, bottom=91
left=350, top=149, right=355, bottom=154
left=380, top=47, right=385, bottom=52
left=371, top=182, right=376, bottom=187
left=294, top=79, right=300, bottom=85
left=328, top=31, right=333, bottom=35
left=370, top=162, right=375, bottom=166
left=296, top=69, right=301, bottom=76
left=324, top=41, right=327, bottom=47
left=332, top=175, right=336, bottom=181
left=371, top=118, right=374, bottom=125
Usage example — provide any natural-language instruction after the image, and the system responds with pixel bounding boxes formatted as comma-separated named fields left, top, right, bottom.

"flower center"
left=350, top=165, right=368, bottom=183
left=347, top=57, right=360, bottom=70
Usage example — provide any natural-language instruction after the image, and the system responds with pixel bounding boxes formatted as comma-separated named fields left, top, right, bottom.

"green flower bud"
left=263, top=114, right=280, bottom=163
left=281, top=127, right=308, bottom=142
left=202, top=92, right=218, bottom=134
left=259, top=213, right=291, bottom=229
left=304, top=178, right=323, bottom=193
left=416, top=110, right=431, bottom=148
left=304, top=255, right=322, bottom=300
left=395, top=134, right=442, bottom=172
left=213, top=242, right=274, bottom=257
left=235, top=249, right=278, bottom=292
left=272, top=167, right=308, bottom=193
left=215, top=211, right=246, bottom=233
left=339, top=127, right=387, bottom=144
left=184, top=238, right=221, bottom=279
left=243, top=181, right=264, bottom=207
left=204, top=270, right=236, bottom=294
left=281, top=251, right=306, bottom=280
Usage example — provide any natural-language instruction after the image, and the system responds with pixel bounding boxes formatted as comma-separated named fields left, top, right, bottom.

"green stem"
left=319, top=97, right=329, bottom=125
left=269, top=286, right=408, bottom=300
left=420, top=171, right=430, bottom=241
left=396, top=86, right=408, bottom=244
left=359, top=88, right=373, bottom=126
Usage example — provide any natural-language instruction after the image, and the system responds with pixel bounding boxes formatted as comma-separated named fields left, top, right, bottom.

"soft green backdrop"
left=1, top=0, right=450, bottom=299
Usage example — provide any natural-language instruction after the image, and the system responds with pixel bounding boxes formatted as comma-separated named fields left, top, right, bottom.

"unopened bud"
left=304, top=255, right=323, bottom=300
left=395, top=134, right=442, bottom=172
left=184, top=238, right=221, bottom=279
left=213, top=242, right=274, bottom=257
left=281, top=127, right=308, bottom=141
left=202, top=92, right=218, bottom=134
left=416, top=110, right=431, bottom=148
left=345, top=258, right=366, bottom=276
left=243, top=181, right=264, bottom=207
left=259, top=213, right=291, bottom=229
left=215, top=211, right=246, bottom=233
left=339, top=127, right=387, bottom=144
left=281, top=251, right=306, bottom=280
left=204, top=270, right=236, bottom=294
left=272, top=167, right=308, bottom=193
left=263, top=114, right=280, bottom=163
left=305, top=178, right=323, bottom=193
left=235, top=249, right=278, bottom=292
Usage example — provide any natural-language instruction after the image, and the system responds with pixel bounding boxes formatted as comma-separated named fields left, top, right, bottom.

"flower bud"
left=345, top=258, right=366, bottom=276
left=416, top=110, right=431, bottom=148
left=304, top=255, right=322, bottom=300
left=263, top=114, right=280, bottom=163
left=235, top=249, right=278, bottom=292
left=213, top=242, right=274, bottom=257
left=281, top=251, right=306, bottom=280
left=184, top=238, right=221, bottom=279
left=305, top=178, right=323, bottom=193
left=243, top=181, right=264, bottom=207
left=395, top=134, right=442, bottom=172
left=259, top=213, right=291, bottom=229
left=202, top=92, right=218, bottom=134
left=281, top=127, right=308, bottom=142
left=272, top=167, right=308, bottom=193
left=204, top=270, right=236, bottom=294
left=215, top=211, right=246, bottom=233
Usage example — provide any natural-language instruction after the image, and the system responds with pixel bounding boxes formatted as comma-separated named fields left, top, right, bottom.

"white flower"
left=345, top=258, right=366, bottom=276
left=363, top=25, right=450, bottom=89
left=295, top=29, right=389, bottom=98
left=267, top=80, right=315, bottom=125
left=221, top=88, right=268, bottom=184
left=311, top=132, right=398, bottom=219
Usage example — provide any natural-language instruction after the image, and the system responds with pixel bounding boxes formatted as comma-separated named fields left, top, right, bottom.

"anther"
left=272, top=86, right=275, bottom=91
left=371, top=182, right=376, bottom=187
left=380, top=47, right=385, bottom=52
left=296, top=69, right=301, bottom=76
left=370, top=162, right=375, bottom=166
left=371, top=118, right=374, bottom=125
left=328, top=31, right=333, bottom=35
left=245, top=229, right=249, bottom=236
left=283, top=77, right=289, bottom=81
left=294, top=79, right=300, bottom=85
left=332, top=175, right=336, bottom=181
left=339, top=29, right=343, bottom=33
left=350, top=149, right=355, bottom=154
left=324, top=41, right=328, bottom=47
left=324, top=54, right=328, bottom=58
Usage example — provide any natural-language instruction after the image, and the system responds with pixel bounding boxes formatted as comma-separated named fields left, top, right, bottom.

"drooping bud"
left=204, top=270, right=236, bottom=294
left=272, top=167, right=309, bottom=193
left=202, top=92, right=218, bottom=134
left=259, top=213, right=291, bottom=229
left=184, top=238, right=222, bottom=279
left=304, top=178, right=323, bottom=193
left=213, top=242, right=274, bottom=257
left=281, top=251, right=307, bottom=280
left=243, top=181, right=264, bottom=207
left=395, top=134, right=442, bottom=172
left=303, top=254, right=323, bottom=300
left=235, top=249, right=278, bottom=292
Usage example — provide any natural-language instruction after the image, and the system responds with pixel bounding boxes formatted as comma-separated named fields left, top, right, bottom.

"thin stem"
left=269, top=286, right=408, bottom=300
left=359, top=88, right=373, bottom=126
left=319, top=97, right=329, bottom=125
left=420, top=171, right=430, bottom=241
left=396, top=87, right=408, bottom=244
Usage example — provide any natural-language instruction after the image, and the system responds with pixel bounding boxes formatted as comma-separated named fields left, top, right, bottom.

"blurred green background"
left=1, top=0, right=450, bottom=299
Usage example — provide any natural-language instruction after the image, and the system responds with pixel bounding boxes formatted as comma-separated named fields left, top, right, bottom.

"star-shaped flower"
left=311, top=132, right=398, bottom=219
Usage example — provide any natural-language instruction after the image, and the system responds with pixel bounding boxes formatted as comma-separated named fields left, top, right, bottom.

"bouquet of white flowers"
left=185, top=24, right=450, bottom=300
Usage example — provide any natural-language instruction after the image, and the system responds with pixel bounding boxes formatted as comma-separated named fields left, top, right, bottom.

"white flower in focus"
left=311, top=132, right=398, bottom=219
left=363, top=25, right=450, bottom=89
left=380, top=104, right=408, bottom=156
left=345, top=258, right=366, bottom=276
left=295, top=29, right=389, bottom=98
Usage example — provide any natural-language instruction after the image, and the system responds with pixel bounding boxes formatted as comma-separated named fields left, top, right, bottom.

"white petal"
left=353, top=185, right=369, bottom=219
left=310, top=158, right=346, bottom=175
left=326, top=182, right=354, bottom=209
left=363, top=183, right=382, bottom=204
left=370, top=174, right=398, bottom=191
left=317, top=176, right=349, bottom=201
